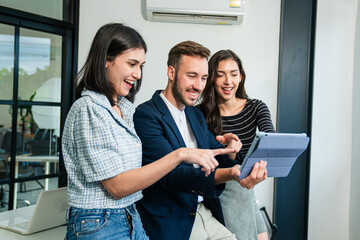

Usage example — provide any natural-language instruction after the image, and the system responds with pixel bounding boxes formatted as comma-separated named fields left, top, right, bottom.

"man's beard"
left=172, top=73, right=197, bottom=107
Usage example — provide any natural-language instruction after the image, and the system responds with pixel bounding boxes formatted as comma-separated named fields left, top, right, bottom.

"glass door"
left=0, top=3, right=77, bottom=211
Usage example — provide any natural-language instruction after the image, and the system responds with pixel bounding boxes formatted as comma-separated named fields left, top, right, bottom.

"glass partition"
left=0, top=0, right=77, bottom=211
left=0, top=0, right=69, bottom=21
left=19, top=28, right=62, bottom=103
left=0, top=24, right=14, bottom=101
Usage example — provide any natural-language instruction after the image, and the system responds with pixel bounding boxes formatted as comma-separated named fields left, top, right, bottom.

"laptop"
left=0, top=187, right=68, bottom=235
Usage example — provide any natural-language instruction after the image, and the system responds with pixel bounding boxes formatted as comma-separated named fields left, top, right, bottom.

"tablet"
left=238, top=132, right=310, bottom=179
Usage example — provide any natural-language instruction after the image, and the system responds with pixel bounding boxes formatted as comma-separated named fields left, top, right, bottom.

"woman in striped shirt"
left=198, top=49, right=275, bottom=240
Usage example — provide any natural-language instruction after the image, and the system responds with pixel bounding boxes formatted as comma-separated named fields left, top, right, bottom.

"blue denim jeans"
left=65, top=204, right=149, bottom=240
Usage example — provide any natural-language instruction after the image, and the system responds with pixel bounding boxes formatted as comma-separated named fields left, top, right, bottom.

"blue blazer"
left=134, top=90, right=237, bottom=240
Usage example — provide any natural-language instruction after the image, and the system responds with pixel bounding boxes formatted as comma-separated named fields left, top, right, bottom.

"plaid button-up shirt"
left=62, top=89, right=142, bottom=209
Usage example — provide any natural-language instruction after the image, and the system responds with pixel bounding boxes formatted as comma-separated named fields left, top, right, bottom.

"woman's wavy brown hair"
left=198, top=49, right=247, bottom=135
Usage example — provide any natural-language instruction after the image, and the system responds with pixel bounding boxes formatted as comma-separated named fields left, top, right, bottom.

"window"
left=0, top=1, right=78, bottom=211
left=0, top=0, right=72, bottom=22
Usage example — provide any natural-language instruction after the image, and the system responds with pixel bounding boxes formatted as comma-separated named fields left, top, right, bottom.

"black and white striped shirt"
left=222, top=99, right=275, bottom=158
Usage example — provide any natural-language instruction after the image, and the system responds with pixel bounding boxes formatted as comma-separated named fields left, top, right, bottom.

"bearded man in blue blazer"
left=134, top=41, right=267, bottom=240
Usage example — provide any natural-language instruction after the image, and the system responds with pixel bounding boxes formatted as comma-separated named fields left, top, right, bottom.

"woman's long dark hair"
left=75, top=23, right=147, bottom=104
left=198, top=50, right=247, bottom=135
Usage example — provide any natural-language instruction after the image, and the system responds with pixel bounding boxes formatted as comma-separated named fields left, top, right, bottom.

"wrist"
left=175, top=148, right=185, bottom=163
left=228, top=152, right=237, bottom=160
left=229, top=168, right=236, bottom=181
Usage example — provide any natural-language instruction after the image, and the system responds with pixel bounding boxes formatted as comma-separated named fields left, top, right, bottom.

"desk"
left=0, top=225, right=66, bottom=240
left=12, top=154, right=59, bottom=209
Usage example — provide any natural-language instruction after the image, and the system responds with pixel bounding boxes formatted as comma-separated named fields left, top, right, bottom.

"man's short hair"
left=167, top=41, right=210, bottom=71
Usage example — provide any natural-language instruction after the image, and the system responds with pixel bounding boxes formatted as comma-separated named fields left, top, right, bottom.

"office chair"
left=0, top=131, right=34, bottom=207
left=0, top=131, right=13, bottom=207
left=260, top=206, right=278, bottom=240
left=0, top=155, right=9, bottom=207
left=28, top=128, right=57, bottom=156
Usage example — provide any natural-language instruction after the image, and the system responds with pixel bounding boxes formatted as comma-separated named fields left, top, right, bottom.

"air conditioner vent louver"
left=152, top=12, right=239, bottom=23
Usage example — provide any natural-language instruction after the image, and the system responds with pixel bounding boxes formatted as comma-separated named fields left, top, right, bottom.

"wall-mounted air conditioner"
left=144, top=0, right=246, bottom=25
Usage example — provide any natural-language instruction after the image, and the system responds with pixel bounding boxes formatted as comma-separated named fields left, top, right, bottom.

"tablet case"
left=239, top=132, right=310, bottom=179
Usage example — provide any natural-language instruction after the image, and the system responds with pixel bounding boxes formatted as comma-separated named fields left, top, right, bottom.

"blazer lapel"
left=152, top=90, right=186, bottom=147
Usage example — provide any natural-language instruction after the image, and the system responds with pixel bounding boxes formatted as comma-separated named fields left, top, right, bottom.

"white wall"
left=309, top=0, right=358, bottom=239
left=79, top=0, right=281, bottom=218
